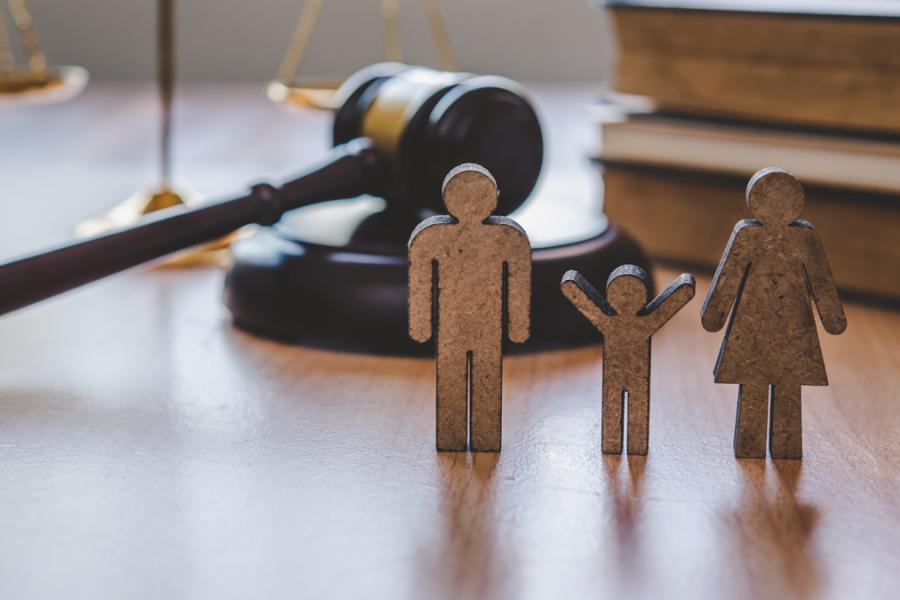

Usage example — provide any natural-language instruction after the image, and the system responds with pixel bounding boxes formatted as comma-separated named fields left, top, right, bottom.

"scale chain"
left=8, top=0, right=46, bottom=74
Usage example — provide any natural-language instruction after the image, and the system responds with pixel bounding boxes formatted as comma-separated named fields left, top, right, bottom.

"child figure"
left=408, top=164, right=531, bottom=452
left=561, top=266, right=695, bottom=455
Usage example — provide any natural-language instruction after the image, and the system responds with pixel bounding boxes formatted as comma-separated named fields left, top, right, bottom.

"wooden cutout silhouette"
left=408, top=164, right=531, bottom=452
left=561, top=265, right=695, bottom=455
left=701, top=167, right=847, bottom=460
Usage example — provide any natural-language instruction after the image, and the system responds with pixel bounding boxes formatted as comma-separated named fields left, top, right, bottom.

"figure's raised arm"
left=407, top=218, right=450, bottom=343
left=701, top=220, right=755, bottom=332
left=499, top=219, right=532, bottom=344
left=560, top=270, right=614, bottom=333
left=795, top=222, right=847, bottom=335
left=645, top=273, right=696, bottom=333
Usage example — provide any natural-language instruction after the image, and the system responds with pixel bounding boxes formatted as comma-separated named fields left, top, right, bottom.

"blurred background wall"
left=25, top=0, right=614, bottom=82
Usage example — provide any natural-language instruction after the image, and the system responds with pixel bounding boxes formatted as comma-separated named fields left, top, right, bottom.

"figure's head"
left=606, top=265, right=651, bottom=315
left=441, top=163, right=498, bottom=223
left=746, top=167, right=805, bottom=225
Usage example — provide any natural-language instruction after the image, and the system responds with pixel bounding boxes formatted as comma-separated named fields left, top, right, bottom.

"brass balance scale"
left=0, top=0, right=87, bottom=105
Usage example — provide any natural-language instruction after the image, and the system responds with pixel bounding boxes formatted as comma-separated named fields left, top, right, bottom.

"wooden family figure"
left=702, top=167, right=847, bottom=459
left=561, top=266, right=695, bottom=455
left=408, top=162, right=845, bottom=459
left=408, top=164, right=532, bottom=452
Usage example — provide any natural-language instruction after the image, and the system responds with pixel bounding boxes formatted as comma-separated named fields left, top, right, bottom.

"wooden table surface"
left=1, top=85, right=899, bottom=600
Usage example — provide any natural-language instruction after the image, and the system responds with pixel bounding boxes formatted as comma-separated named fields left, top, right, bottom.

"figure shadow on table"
left=602, top=453, right=647, bottom=578
left=722, top=459, right=822, bottom=600
left=415, top=452, right=512, bottom=600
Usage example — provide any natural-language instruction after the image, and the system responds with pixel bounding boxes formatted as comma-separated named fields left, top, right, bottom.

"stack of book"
left=596, top=0, right=900, bottom=300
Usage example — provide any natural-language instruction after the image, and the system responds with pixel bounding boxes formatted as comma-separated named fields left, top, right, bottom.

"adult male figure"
left=408, top=164, right=531, bottom=451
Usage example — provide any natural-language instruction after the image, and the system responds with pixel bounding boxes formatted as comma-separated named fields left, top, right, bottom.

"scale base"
left=75, top=182, right=238, bottom=267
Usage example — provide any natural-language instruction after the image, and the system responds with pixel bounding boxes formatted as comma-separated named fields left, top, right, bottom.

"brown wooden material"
left=4, top=85, right=897, bottom=599
left=408, top=165, right=531, bottom=451
left=0, top=139, right=390, bottom=317
left=702, top=168, right=847, bottom=459
left=562, top=265, right=694, bottom=454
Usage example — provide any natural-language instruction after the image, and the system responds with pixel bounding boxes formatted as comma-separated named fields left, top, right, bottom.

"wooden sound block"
left=224, top=196, right=650, bottom=354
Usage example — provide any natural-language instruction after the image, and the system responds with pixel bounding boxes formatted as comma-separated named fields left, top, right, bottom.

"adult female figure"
left=701, top=167, right=847, bottom=459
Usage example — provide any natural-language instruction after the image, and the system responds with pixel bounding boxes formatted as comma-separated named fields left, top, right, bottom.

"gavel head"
left=331, top=63, right=543, bottom=216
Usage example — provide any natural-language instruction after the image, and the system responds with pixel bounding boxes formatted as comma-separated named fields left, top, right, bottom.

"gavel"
left=0, top=63, right=543, bottom=317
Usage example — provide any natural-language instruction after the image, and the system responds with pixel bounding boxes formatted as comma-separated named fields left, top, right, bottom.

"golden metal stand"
left=75, top=181, right=238, bottom=267
left=0, top=0, right=87, bottom=104
left=73, top=0, right=225, bottom=266
left=269, top=0, right=457, bottom=111
left=74, top=181, right=201, bottom=240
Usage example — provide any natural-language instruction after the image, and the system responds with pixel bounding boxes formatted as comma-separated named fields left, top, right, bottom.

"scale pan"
left=267, top=78, right=342, bottom=111
left=0, top=65, right=88, bottom=107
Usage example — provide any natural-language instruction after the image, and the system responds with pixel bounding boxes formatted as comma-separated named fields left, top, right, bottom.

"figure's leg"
left=770, top=384, right=802, bottom=460
left=436, top=345, right=468, bottom=451
left=734, top=383, right=768, bottom=458
left=602, top=377, right=624, bottom=454
left=626, top=378, right=650, bottom=456
left=469, top=344, right=502, bottom=452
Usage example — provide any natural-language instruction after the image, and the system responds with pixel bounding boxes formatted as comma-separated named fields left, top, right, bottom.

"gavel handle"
left=0, top=138, right=389, bottom=317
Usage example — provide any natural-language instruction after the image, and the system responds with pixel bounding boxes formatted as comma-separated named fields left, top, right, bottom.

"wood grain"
left=0, top=85, right=899, bottom=600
